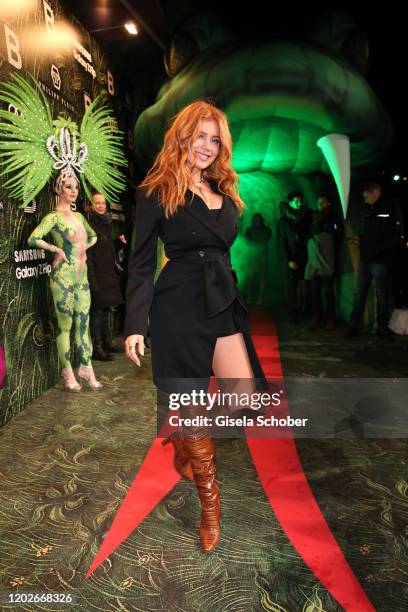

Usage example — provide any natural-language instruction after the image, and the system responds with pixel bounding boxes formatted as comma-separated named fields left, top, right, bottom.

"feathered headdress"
left=0, top=73, right=126, bottom=207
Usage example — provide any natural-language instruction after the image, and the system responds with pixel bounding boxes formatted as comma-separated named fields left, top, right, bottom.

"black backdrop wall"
left=0, top=0, right=133, bottom=426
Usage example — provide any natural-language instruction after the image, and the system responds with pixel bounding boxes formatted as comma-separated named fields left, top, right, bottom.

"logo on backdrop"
left=110, top=202, right=123, bottom=212
left=72, top=39, right=96, bottom=79
left=38, top=80, right=75, bottom=113
left=8, top=104, right=21, bottom=116
left=43, top=0, right=55, bottom=32
left=107, top=70, right=114, bottom=95
left=23, top=200, right=37, bottom=214
left=50, top=64, right=61, bottom=90
left=13, top=249, right=51, bottom=280
left=83, top=92, right=92, bottom=111
left=110, top=202, right=125, bottom=223
left=3, top=24, right=22, bottom=70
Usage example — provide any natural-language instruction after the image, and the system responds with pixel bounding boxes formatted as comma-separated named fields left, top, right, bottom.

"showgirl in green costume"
left=0, top=74, right=126, bottom=391
left=28, top=175, right=98, bottom=389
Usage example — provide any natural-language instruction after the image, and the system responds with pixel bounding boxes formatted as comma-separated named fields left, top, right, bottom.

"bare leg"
left=212, top=333, right=255, bottom=412
left=181, top=333, right=256, bottom=552
left=212, top=333, right=254, bottom=378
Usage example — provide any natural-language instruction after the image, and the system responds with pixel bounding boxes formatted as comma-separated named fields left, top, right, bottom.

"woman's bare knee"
left=212, top=333, right=254, bottom=379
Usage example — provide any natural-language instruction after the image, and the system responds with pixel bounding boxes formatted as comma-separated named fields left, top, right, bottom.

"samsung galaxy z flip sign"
left=13, top=249, right=51, bottom=281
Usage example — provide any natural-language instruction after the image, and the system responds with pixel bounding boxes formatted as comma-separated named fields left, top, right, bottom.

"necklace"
left=191, top=179, right=222, bottom=210
left=191, top=177, right=211, bottom=208
left=193, top=178, right=205, bottom=190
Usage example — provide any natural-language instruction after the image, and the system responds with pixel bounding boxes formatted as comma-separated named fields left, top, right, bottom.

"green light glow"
left=134, top=40, right=393, bottom=174
left=134, top=37, right=393, bottom=319
left=231, top=171, right=328, bottom=302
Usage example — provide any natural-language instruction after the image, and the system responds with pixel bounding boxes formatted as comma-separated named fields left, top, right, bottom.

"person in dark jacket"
left=277, top=191, right=312, bottom=322
left=124, top=100, right=266, bottom=553
left=306, top=195, right=343, bottom=330
left=87, top=193, right=124, bottom=360
left=345, top=180, right=401, bottom=339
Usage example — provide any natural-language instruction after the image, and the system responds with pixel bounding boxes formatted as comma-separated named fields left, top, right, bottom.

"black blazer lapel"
left=184, top=190, right=229, bottom=247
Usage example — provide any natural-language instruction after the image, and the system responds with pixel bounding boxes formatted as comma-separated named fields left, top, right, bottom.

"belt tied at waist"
left=169, top=248, right=238, bottom=317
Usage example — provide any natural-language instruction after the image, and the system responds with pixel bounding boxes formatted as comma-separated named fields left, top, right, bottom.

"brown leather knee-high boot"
left=183, top=436, right=221, bottom=552
left=162, top=434, right=194, bottom=482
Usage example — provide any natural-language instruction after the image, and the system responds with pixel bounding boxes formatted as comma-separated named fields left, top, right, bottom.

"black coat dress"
left=86, top=211, right=124, bottom=309
left=124, top=186, right=265, bottom=393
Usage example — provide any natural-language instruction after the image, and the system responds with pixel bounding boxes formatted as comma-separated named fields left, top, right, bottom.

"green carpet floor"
left=0, top=318, right=407, bottom=611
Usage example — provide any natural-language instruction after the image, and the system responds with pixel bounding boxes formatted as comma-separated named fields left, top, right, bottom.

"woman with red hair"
left=124, top=100, right=265, bottom=552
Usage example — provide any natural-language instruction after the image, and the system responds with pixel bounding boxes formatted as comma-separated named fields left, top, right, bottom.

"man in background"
left=306, top=195, right=343, bottom=330
left=345, top=180, right=402, bottom=339
left=277, top=191, right=312, bottom=322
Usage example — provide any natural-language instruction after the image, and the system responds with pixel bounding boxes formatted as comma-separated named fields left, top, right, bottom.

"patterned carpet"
left=0, top=314, right=407, bottom=611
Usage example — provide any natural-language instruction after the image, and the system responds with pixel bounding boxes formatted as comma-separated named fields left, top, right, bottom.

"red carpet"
left=86, top=309, right=375, bottom=610
left=247, top=309, right=374, bottom=611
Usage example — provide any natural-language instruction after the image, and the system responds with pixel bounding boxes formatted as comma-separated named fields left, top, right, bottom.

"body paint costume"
left=28, top=211, right=96, bottom=369
left=0, top=73, right=126, bottom=384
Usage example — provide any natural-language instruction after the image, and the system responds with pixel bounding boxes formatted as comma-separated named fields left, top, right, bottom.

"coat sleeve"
left=86, top=239, right=100, bottom=292
left=124, top=189, right=161, bottom=339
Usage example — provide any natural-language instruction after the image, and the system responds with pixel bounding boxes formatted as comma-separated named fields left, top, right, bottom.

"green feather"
left=80, top=96, right=127, bottom=203
left=53, top=116, right=80, bottom=137
left=0, top=73, right=54, bottom=208
left=0, top=75, right=127, bottom=207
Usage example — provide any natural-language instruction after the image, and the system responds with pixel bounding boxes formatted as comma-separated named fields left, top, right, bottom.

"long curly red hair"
left=140, top=100, right=244, bottom=217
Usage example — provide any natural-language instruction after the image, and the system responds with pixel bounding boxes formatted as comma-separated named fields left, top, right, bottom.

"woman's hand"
left=51, top=247, right=68, bottom=270
left=125, top=334, right=145, bottom=366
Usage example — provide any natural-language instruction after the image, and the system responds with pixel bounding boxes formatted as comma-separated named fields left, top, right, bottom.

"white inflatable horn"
left=317, top=134, right=350, bottom=219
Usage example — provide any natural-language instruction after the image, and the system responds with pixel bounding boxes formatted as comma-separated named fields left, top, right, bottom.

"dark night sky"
left=205, top=4, right=405, bottom=173
left=70, top=2, right=405, bottom=175
left=171, top=3, right=404, bottom=177
left=348, top=10, right=405, bottom=172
